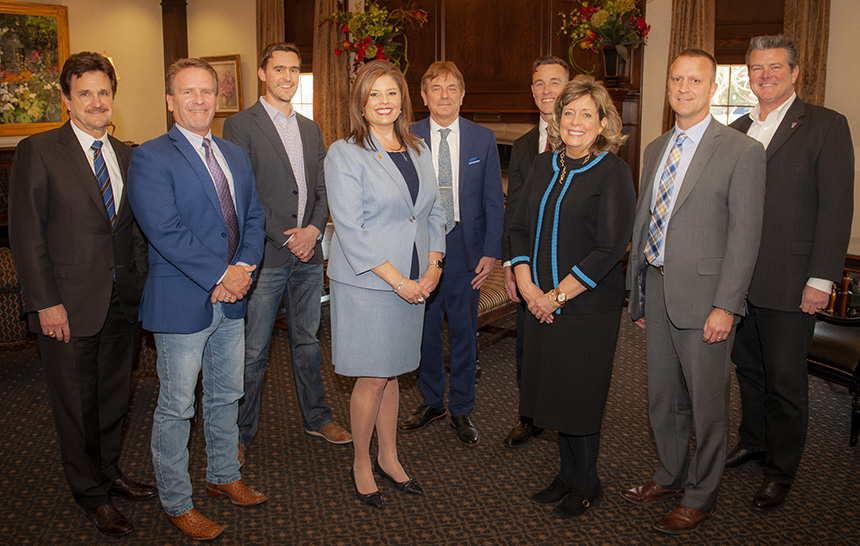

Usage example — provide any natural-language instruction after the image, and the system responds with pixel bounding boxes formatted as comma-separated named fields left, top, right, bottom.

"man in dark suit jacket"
left=223, top=43, right=350, bottom=458
left=501, top=55, right=569, bottom=448
left=9, top=52, right=154, bottom=537
left=127, top=59, right=267, bottom=541
left=624, top=50, right=766, bottom=534
left=400, top=61, right=505, bottom=445
left=727, top=35, right=854, bottom=511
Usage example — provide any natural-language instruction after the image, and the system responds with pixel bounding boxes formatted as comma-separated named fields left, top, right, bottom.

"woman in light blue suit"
left=326, top=60, right=446, bottom=508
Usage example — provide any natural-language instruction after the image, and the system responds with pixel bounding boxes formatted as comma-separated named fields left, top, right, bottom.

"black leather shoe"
left=111, top=476, right=158, bottom=501
left=82, top=503, right=134, bottom=537
left=374, top=460, right=424, bottom=495
left=451, top=415, right=479, bottom=445
left=752, top=480, right=791, bottom=511
left=399, top=405, right=447, bottom=431
left=530, top=476, right=574, bottom=505
left=503, top=417, right=544, bottom=448
left=350, top=468, right=383, bottom=508
left=725, top=446, right=766, bottom=468
left=552, top=482, right=602, bottom=519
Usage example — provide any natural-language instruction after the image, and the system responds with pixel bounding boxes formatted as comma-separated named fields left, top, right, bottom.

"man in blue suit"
left=400, top=61, right=505, bottom=445
left=128, top=58, right=267, bottom=541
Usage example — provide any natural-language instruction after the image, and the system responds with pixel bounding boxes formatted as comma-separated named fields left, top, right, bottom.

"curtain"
left=257, top=0, right=285, bottom=97
left=313, top=0, right=350, bottom=146
left=661, top=0, right=716, bottom=133
left=784, top=0, right=830, bottom=106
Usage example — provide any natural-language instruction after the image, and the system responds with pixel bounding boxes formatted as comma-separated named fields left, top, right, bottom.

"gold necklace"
left=558, top=150, right=567, bottom=183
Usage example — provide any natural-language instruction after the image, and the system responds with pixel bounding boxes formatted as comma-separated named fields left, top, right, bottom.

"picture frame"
left=201, top=54, right=243, bottom=117
left=0, top=1, right=70, bottom=136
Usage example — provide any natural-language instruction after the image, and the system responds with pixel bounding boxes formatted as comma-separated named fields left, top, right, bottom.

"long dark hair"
left=347, top=60, right=420, bottom=153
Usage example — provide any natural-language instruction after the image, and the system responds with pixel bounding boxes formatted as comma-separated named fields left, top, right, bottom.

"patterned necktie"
left=91, top=141, right=116, bottom=227
left=543, top=127, right=551, bottom=152
left=438, top=128, right=455, bottom=234
left=202, top=138, right=240, bottom=261
left=644, top=132, right=688, bottom=264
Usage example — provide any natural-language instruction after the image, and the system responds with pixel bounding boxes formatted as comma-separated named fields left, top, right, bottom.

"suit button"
left=293, top=190, right=298, bottom=194
left=410, top=216, right=416, bottom=223
left=292, top=214, right=297, bottom=218
left=221, top=233, right=227, bottom=238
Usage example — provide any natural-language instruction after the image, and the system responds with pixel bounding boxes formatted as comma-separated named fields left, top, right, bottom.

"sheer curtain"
left=661, top=0, right=716, bottom=133
left=784, top=0, right=831, bottom=106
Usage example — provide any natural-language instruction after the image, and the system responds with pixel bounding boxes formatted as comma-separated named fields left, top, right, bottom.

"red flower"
left=376, top=49, right=386, bottom=60
left=342, top=24, right=349, bottom=33
left=335, top=49, right=342, bottom=56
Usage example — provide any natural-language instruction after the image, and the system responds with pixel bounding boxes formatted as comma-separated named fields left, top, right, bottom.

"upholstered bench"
left=476, top=260, right=516, bottom=351
left=0, top=247, right=29, bottom=346
left=807, top=317, right=860, bottom=446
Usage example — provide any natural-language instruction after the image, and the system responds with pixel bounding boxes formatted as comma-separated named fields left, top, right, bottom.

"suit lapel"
left=639, top=130, right=672, bottom=212
left=369, top=132, right=415, bottom=211
left=673, top=119, right=720, bottom=212
left=765, top=98, right=805, bottom=162
left=457, top=118, right=472, bottom=199
left=57, top=122, right=112, bottom=223
left=216, top=135, right=247, bottom=227
left=525, top=125, right=540, bottom=164
left=108, top=135, right=132, bottom=222
left=169, top=126, right=224, bottom=221
left=251, top=101, right=295, bottom=176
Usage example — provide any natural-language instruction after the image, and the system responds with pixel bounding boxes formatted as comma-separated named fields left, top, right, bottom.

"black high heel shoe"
left=552, top=481, right=603, bottom=519
left=373, top=460, right=424, bottom=495
left=350, top=468, right=384, bottom=508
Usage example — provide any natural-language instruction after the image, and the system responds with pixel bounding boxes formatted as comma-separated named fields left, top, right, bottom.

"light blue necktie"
left=91, top=140, right=116, bottom=227
left=438, top=128, right=455, bottom=234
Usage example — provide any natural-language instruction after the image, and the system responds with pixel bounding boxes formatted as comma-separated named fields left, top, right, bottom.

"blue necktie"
left=91, top=140, right=116, bottom=227
left=644, top=133, right=688, bottom=264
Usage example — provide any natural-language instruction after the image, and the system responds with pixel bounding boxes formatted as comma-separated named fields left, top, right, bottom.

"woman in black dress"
left=509, top=75, right=635, bottom=519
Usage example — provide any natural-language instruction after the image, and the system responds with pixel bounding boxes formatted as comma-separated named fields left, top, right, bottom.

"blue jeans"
left=151, top=303, right=244, bottom=517
left=238, top=256, right=330, bottom=446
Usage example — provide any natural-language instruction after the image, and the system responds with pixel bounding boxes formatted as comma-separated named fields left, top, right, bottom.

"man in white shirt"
left=727, top=34, right=854, bottom=511
left=401, top=61, right=505, bottom=445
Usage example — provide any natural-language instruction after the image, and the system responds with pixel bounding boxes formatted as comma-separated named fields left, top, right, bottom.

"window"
left=293, top=73, right=314, bottom=120
left=710, top=65, right=756, bottom=125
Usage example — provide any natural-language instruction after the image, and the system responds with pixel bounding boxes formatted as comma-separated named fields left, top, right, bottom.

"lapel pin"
left=378, top=154, right=382, bottom=159
left=791, top=122, right=797, bottom=129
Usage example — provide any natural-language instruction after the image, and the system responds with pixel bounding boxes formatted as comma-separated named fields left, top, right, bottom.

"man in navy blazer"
left=223, top=43, right=351, bottom=458
left=400, top=61, right=505, bottom=445
left=128, top=59, right=267, bottom=541
left=727, top=35, right=854, bottom=511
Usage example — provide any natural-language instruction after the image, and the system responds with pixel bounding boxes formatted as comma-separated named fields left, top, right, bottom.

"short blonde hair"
left=547, top=75, right=626, bottom=155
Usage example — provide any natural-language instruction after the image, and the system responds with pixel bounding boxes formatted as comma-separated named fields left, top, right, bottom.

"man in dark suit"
left=8, top=52, right=154, bottom=537
left=501, top=55, right=569, bottom=447
left=400, top=61, right=504, bottom=445
left=624, top=50, right=766, bottom=534
left=223, top=43, right=350, bottom=460
left=727, top=35, right=854, bottom=511
left=127, top=58, right=267, bottom=541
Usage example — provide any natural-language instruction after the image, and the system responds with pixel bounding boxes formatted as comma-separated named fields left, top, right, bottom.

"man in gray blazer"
left=623, top=49, right=766, bottom=534
left=223, top=43, right=351, bottom=460
left=727, top=35, right=854, bottom=511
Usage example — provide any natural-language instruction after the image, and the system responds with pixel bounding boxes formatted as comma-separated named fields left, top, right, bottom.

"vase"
left=601, top=48, right=624, bottom=86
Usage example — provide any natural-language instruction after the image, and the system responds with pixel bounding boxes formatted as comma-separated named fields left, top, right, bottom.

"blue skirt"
left=330, top=279, right=424, bottom=377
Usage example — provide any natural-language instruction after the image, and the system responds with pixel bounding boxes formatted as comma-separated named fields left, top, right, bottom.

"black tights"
left=558, top=432, right=600, bottom=495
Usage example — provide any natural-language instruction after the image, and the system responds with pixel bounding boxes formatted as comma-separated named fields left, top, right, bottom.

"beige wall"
left=641, top=0, right=860, bottom=252
left=0, top=0, right=256, bottom=147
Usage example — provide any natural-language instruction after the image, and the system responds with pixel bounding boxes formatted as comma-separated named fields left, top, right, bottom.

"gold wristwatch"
left=429, top=259, right=444, bottom=270
left=549, top=288, right=568, bottom=308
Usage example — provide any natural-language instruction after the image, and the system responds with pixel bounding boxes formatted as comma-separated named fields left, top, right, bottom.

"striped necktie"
left=438, top=128, right=455, bottom=234
left=91, top=140, right=116, bottom=227
left=644, top=132, right=688, bottom=264
left=202, top=138, right=240, bottom=261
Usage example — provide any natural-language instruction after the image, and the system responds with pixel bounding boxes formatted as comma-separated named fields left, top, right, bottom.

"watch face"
left=557, top=292, right=567, bottom=303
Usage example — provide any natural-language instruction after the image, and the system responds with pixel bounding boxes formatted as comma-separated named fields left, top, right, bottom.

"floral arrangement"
left=0, top=50, right=62, bottom=125
left=323, top=1, right=428, bottom=76
left=558, top=0, right=649, bottom=68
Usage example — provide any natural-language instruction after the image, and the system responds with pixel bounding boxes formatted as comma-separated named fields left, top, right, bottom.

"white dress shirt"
left=70, top=121, right=124, bottom=213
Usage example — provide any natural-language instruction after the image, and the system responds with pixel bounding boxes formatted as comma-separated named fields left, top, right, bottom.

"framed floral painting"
left=201, top=54, right=243, bottom=117
left=0, top=1, right=70, bottom=136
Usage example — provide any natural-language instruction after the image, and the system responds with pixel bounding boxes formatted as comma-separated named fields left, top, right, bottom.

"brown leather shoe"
left=238, top=443, right=245, bottom=466
left=165, top=508, right=223, bottom=541
left=653, top=504, right=715, bottom=534
left=205, top=479, right=268, bottom=507
left=620, top=481, right=684, bottom=504
left=82, top=503, right=134, bottom=537
left=111, top=476, right=158, bottom=501
left=305, top=422, right=353, bottom=444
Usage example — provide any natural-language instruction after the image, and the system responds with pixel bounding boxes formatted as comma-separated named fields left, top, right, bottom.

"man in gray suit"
left=223, top=43, right=351, bottom=461
left=623, top=49, right=766, bottom=534
left=727, top=35, right=854, bottom=511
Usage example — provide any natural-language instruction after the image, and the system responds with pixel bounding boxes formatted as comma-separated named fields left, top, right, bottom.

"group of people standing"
left=8, top=30, right=853, bottom=542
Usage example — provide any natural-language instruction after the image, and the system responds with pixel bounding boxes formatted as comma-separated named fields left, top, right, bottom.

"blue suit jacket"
left=325, top=133, right=446, bottom=291
left=412, top=117, right=504, bottom=271
left=128, top=125, right=266, bottom=333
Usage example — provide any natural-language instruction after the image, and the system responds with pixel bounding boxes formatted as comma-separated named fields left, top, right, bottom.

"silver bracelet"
left=393, top=276, right=405, bottom=293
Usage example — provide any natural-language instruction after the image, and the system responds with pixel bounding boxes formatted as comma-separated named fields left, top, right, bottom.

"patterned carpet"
left=1, top=308, right=858, bottom=546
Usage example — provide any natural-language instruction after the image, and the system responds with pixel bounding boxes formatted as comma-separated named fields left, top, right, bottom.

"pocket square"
left=468, top=157, right=481, bottom=165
